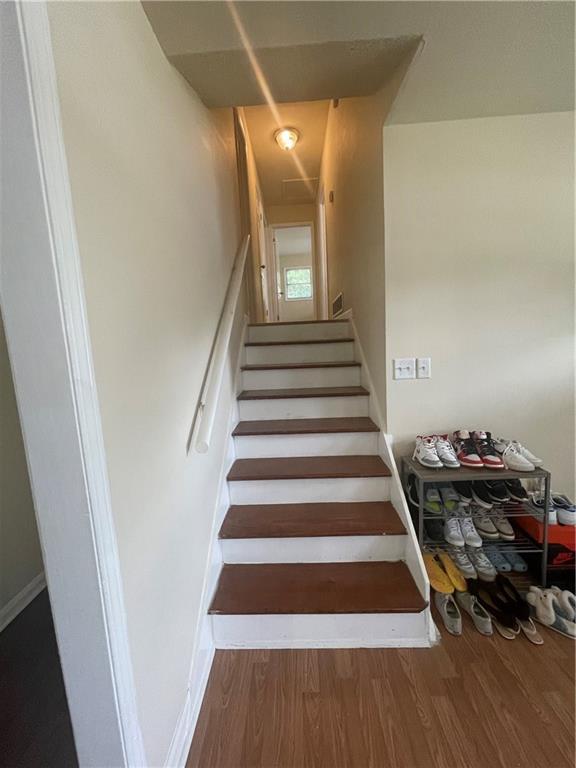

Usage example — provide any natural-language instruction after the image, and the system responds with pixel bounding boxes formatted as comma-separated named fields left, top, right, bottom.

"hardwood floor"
left=0, top=590, right=77, bottom=767
left=187, top=625, right=575, bottom=768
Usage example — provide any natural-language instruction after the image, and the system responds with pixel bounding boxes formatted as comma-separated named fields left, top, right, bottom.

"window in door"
left=284, top=267, right=313, bottom=300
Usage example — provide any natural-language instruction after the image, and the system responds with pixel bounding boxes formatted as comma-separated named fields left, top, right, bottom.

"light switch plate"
left=393, top=357, right=416, bottom=380
left=417, top=357, right=431, bottom=378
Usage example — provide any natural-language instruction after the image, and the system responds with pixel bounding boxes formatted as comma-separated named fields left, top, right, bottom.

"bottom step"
left=209, top=562, right=426, bottom=615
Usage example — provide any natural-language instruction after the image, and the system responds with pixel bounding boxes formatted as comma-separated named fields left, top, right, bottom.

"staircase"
left=209, top=319, right=430, bottom=648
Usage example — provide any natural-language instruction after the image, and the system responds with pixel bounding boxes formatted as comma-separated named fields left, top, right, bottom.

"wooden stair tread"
left=209, top=562, right=426, bottom=615
left=248, top=320, right=349, bottom=327
left=242, top=361, right=360, bottom=370
left=227, top=455, right=391, bottom=481
left=219, top=501, right=406, bottom=539
left=232, top=417, right=379, bottom=437
left=245, top=338, right=354, bottom=347
left=238, top=386, right=369, bottom=400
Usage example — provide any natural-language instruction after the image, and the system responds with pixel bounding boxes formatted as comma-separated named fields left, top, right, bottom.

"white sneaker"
left=434, top=435, right=460, bottom=469
left=413, top=435, right=443, bottom=469
left=444, top=514, right=465, bottom=547
left=473, top=510, right=499, bottom=540
left=512, top=440, right=543, bottom=467
left=493, top=438, right=534, bottom=472
left=493, top=510, right=515, bottom=541
left=459, top=511, right=483, bottom=548
left=467, top=548, right=497, bottom=581
left=448, top=545, right=477, bottom=579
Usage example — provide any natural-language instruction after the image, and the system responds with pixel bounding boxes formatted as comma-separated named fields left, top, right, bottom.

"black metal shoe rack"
left=400, top=457, right=551, bottom=586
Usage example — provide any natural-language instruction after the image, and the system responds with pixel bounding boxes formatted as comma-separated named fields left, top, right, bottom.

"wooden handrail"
left=192, top=234, right=250, bottom=453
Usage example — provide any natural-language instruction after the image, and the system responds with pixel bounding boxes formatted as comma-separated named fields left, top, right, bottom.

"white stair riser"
left=238, top=396, right=369, bottom=420
left=248, top=322, right=351, bottom=343
left=212, top=611, right=430, bottom=649
left=246, top=341, right=354, bottom=365
left=221, top=535, right=406, bottom=564
left=233, top=432, right=378, bottom=458
left=228, top=476, right=390, bottom=505
left=242, top=365, right=360, bottom=390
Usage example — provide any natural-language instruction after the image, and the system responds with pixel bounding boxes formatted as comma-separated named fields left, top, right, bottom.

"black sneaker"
left=452, top=481, right=473, bottom=503
left=424, top=519, right=444, bottom=543
left=484, top=480, right=510, bottom=503
left=471, top=481, right=494, bottom=509
left=505, top=479, right=528, bottom=502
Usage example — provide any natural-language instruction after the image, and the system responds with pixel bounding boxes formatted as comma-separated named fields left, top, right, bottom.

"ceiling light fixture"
left=274, top=127, right=300, bottom=151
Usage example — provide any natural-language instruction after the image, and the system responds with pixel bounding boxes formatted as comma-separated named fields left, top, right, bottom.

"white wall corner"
left=0, top=571, right=46, bottom=633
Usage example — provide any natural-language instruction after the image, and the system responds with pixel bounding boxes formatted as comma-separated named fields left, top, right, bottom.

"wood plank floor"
left=187, top=625, right=575, bottom=768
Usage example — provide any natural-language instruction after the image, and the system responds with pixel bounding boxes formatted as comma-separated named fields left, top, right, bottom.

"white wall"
left=318, top=60, right=410, bottom=424
left=46, top=3, right=240, bottom=763
left=0, top=311, right=43, bottom=621
left=384, top=111, right=575, bottom=495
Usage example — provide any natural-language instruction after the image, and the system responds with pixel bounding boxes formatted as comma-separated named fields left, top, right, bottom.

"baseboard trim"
left=0, top=572, right=46, bottom=633
left=164, top=631, right=215, bottom=768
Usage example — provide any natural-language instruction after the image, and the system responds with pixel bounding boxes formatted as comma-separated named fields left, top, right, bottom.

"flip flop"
left=423, top=553, right=454, bottom=594
left=518, top=617, right=544, bottom=645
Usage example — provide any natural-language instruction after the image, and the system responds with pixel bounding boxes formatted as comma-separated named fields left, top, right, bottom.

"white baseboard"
left=164, top=620, right=215, bottom=768
left=0, top=571, right=46, bottom=633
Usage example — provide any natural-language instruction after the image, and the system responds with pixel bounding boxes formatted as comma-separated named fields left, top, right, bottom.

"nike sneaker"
left=471, top=431, right=505, bottom=469
left=434, top=435, right=460, bottom=469
left=413, top=435, right=443, bottom=469
left=452, top=430, right=483, bottom=468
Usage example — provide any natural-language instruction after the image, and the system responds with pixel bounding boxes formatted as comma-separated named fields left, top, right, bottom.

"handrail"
left=192, top=234, right=251, bottom=453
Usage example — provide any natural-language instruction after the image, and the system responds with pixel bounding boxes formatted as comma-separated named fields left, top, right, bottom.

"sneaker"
left=492, top=510, right=515, bottom=541
left=471, top=431, right=505, bottom=469
left=505, top=479, right=528, bottom=502
left=467, top=548, right=497, bottom=581
left=552, top=494, right=576, bottom=526
left=473, top=509, right=500, bottom=540
left=439, top=486, right=459, bottom=514
left=493, top=438, right=535, bottom=472
left=530, top=494, right=557, bottom=524
left=424, top=487, right=443, bottom=515
left=459, top=511, right=483, bottom=548
left=511, top=440, right=543, bottom=467
left=424, top=519, right=444, bottom=542
left=452, top=430, right=483, bottom=468
left=434, top=592, right=462, bottom=636
left=452, top=481, right=473, bottom=503
left=407, top=475, right=419, bottom=507
left=434, top=435, right=460, bottom=469
left=471, top=481, right=493, bottom=509
left=484, top=480, right=509, bottom=503
left=503, top=551, right=528, bottom=573
left=413, top=435, right=443, bottom=469
left=447, top=545, right=477, bottom=579
left=455, top=591, right=493, bottom=636
left=444, top=514, right=465, bottom=547
left=484, top=546, right=512, bottom=573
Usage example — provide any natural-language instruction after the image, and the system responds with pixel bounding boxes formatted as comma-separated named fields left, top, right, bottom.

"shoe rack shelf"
left=401, top=457, right=551, bottom=586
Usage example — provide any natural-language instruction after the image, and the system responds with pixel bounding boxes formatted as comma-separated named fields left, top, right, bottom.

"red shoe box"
left=515, top=515, right=576, bottom=551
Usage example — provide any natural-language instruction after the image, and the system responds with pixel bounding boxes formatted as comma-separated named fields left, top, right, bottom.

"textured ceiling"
left=144, top=1, right=574, bottom=123
left=243, top=100, right=329, bottom=205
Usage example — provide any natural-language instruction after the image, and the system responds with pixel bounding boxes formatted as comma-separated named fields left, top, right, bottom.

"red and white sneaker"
left=471, top=431, right=505, bottom=469
left=452, top=430, right=484, bottom=468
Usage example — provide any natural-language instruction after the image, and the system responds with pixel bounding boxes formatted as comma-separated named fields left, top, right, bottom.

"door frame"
left=2, top=4, right=145, bottom=765
left=270, top=221, right=317, bottom=322
left=316, top=185, right=330, bottom=319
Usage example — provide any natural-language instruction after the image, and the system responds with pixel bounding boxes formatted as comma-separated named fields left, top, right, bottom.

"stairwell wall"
left=384, top=112, right=575, bottom=495
left=46, top=2, right=241, bottom=763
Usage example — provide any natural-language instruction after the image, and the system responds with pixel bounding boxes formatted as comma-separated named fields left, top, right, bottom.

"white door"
left=274, top=225, right=315, bottom=322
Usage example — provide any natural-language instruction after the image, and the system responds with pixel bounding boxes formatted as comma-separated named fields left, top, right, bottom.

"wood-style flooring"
left=187, top=622, right=575, bottom=768
left=0, top=590, right=77, bottom=768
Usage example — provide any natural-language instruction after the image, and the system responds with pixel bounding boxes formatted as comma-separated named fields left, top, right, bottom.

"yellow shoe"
left=437, top=552, right=467, bottom=592
left=423, top=553, right=454, bottom=594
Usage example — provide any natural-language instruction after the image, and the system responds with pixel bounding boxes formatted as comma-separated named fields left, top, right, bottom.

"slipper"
left=518, top=617, right=544, bottom=645
left=437, top=552, right=467, bottom=592
left=423, top=553, right=454, bottom=594
left=525, top=591, right=576, bottom=639
left=482, top=576, right=531, bottom=622
left=529, top=586, right=573, bottom=621
left=549, top=586, right=576, bottom=621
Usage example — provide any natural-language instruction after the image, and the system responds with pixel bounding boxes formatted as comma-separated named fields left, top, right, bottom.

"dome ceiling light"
left=274, top=127, right=300, bottom=151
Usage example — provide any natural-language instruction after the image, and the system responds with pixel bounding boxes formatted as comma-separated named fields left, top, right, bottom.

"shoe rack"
left=401, top=457, right=552, bottom=586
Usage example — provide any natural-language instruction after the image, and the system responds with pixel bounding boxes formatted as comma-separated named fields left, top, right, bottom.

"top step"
left=248, top=320, right=351, bottom=344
